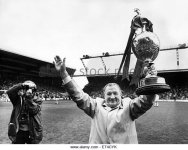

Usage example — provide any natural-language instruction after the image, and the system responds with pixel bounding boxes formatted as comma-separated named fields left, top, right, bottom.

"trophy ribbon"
left=116, top=9, right=153, bottom=90
left=117, top=9, right=170, bottom=95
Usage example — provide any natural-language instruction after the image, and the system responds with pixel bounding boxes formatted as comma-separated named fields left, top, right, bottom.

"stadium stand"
left=81, top=46, right=188, bottom=100
left=0, top=49, right=75, bottom=101
left=1, top=46, right=188, bottom=101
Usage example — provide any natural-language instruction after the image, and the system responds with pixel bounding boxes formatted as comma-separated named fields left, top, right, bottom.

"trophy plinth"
left=132, top=31, right=170, bottom=95
left=136, top=76, right=170, bottom=95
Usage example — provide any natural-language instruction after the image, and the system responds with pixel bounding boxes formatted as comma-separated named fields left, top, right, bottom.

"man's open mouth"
left=108, top=98, right=118, bottom=103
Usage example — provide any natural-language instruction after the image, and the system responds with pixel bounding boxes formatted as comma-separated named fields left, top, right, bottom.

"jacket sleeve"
left=129, top=94, right=158, bottom=120
left=25, top=98, right=43, bottom=116
left=64, top=80, right=96, bottom=118
left=6, top=83, right=23, bottom=106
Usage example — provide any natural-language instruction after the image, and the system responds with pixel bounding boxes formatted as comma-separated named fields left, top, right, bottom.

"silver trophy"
left=132, top=31, right=170, bottom=95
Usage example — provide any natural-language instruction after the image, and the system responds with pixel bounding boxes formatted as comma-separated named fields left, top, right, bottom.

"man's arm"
left=25, top=98, right=43, bottom=116
left=129, top=62, right=159, bottom=120
left=54, top=56, right=96, bottom=118
left=64, top=79, right=96, bottom=118
left=129, top=94, right=158, bottom=120
left=6, top=83, right=23, bottom=106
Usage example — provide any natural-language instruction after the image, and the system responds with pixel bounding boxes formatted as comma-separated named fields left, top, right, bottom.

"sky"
left=0, top=0, right=188, bottom=88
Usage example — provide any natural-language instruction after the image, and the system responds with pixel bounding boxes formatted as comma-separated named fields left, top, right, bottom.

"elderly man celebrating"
left=54, top=55, right=157, bottom=144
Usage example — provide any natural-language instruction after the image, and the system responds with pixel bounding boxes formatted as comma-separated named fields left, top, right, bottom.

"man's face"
left=104, top=85, right=121, bottom=108
left=18, top=89, right=34, bottom=98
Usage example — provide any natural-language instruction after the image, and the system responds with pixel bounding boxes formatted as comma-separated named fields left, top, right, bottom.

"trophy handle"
left=133, top=8, right=149, bottom=33
left=142, top=61, right=157, bottom=78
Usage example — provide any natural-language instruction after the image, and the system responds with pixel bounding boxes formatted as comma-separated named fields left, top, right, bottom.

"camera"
left=18, top=112, right=29, bottom=124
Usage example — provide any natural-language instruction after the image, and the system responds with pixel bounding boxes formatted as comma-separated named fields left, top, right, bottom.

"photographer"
left=6, top=81, right=43, bottom=144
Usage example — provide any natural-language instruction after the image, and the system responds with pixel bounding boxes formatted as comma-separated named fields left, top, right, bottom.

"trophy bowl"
left=132, top=31, right=160, bottom=63
left=132, top=31, right=170, bottom=95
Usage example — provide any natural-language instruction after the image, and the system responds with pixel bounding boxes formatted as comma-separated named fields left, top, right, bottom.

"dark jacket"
left=6, top=83, right=43, bottom=144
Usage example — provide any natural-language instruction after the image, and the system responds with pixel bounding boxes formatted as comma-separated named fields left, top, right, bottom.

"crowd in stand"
left=89, top=90, right=138, bottom=99
left=0, top=79, right=71, bottom=102
left=159, top=86, right=188, bottom=100
left=0, top=79, right=17, bottom=90
left=89, top=85, right=188, bottom=100
left=1, top=78, right=188, bottom=102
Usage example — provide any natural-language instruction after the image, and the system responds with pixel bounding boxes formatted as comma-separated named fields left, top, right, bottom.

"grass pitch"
left=1, top=100, right=188, bottom=144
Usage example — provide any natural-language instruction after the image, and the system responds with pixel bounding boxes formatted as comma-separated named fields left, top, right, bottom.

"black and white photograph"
left=0, top=0, right=188, bottom=148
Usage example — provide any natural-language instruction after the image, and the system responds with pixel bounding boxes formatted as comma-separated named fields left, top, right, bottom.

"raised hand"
left=53, top=56, right=68, bottom=79
left=53, top=56, right=65, bottom=71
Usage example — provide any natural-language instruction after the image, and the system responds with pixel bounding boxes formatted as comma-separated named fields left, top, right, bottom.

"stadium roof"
left=78, top=46, right=188, bottom=77
left=0, top=49, right=76, bottom=78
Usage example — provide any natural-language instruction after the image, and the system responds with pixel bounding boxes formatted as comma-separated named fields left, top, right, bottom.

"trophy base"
left=136, top=76, right=170, bottom=95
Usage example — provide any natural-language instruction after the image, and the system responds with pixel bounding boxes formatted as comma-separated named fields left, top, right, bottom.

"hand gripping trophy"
left=131, top=9, right=170, bottom=95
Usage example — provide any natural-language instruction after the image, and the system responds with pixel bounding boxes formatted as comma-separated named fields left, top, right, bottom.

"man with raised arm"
left=54, top=55, right=157, bottom=144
